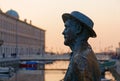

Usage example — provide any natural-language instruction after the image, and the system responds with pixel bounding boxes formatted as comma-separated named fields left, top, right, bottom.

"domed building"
left=6, top=9, right=19, bottom=19
left=0, top=9, right=45, bottom=58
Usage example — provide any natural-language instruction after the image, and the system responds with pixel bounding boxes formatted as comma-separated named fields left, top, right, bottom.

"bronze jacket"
left=64, top=44, right=101, bottom=81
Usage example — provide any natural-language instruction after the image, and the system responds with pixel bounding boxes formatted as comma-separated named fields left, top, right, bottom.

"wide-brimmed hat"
left=62, top=11, right=97, bottom=38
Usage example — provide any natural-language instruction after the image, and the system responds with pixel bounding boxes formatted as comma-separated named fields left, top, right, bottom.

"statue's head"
left=62, top=11, right=96, bottom=46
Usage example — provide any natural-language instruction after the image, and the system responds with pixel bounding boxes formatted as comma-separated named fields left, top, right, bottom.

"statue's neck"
left=69, top=36, right=88, bottom=52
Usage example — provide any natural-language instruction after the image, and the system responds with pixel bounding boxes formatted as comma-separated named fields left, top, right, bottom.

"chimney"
left=30, top=20, right=32, bottom=24
left=24, top=19, right=27, bottom=23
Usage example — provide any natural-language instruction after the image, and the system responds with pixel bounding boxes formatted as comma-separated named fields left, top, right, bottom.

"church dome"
left=6, top=9, right=19, bottom=19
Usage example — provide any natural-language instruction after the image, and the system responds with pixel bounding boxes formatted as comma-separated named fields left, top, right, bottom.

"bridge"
left=19, top=55, right=70, bottom=61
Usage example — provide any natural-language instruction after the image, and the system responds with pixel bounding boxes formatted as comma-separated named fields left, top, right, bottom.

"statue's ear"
left=76, top=25, right=82, bottom=35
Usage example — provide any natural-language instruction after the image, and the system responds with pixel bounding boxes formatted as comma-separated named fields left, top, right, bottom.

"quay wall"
left=0, top=58, right=19, bottom=70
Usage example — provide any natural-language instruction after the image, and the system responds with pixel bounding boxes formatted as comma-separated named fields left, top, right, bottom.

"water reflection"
left=45, top=70, right=65, bottom=81
left=45, top=61, right=69, bottom=81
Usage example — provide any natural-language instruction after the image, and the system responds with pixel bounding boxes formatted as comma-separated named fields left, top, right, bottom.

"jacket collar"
left=70, top=42, right=91, bottom=59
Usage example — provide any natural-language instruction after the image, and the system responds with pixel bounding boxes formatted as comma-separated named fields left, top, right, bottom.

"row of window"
left=0, top=31, right=44, bottom=46
left=0, top=46, right=43, bottom=57
left=0, top=14, right=45, bottom=40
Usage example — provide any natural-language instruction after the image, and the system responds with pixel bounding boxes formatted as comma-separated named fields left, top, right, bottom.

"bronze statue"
left=62, top=11, right=101, bottom=81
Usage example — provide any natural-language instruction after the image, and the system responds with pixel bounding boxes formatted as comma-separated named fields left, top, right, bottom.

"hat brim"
left=62, top=13, right=97, bottom=38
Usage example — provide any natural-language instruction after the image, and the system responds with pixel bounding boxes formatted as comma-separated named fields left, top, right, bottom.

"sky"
left=0, top=0, right=120, bottom=53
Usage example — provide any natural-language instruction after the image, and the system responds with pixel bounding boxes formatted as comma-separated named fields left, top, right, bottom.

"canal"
left=1, top=61, right=117, bottom=81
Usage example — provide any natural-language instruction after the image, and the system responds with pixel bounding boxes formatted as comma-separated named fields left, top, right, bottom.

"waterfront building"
left=0, top=9, right=45, bottom=57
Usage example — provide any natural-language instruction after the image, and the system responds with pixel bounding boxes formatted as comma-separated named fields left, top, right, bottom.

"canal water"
left=45, top=61, right=69, bottom=81
left=45, top=61, right=116, bottom=81
left=3, top=61, right=116, bottom=81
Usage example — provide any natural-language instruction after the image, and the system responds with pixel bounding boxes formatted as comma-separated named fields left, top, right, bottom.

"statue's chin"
left=64, top=41, right=70, bottom=46
left=64, top=38, right=74, bottom=46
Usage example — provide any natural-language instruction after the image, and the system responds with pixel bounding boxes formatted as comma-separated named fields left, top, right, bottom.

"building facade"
left=0, top=9, right=45, bottom=57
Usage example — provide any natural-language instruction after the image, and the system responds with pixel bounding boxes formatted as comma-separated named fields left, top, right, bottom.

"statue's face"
left=62, top=19, right=79, bottom=46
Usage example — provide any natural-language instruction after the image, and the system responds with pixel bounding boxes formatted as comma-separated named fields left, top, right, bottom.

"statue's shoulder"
left=72, top=48, right=93, bottom=71
left=73, top=47, right=93, bottom=65
left=74, top=47, right=91, bottom=59
left=72, top=53, right=87, bottom=71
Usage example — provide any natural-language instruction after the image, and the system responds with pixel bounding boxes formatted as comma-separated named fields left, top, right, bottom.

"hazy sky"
left=0, top=0, right=120, bottom=53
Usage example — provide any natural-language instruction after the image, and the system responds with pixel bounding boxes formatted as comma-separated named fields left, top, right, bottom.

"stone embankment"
left=7, top=70, right=44, bottom=81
